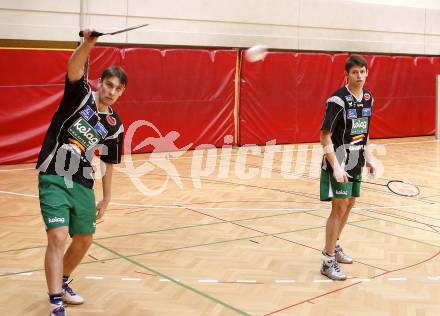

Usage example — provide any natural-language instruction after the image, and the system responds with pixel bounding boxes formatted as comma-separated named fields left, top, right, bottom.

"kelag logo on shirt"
left=350, top=117, right=368, bottom=135
left=68, top=118, right=101, bottom=150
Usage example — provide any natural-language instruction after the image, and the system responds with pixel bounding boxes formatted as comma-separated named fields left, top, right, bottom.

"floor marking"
left=0, top=167, right=35, bottom=172
left=121, top=277, right=142, bottom=281
left=0, top=190, right=38, bottom=198
left=198, top=279, right=219, bottom=283
left=134, top=270, right=156, bottom=276
left=124, top=138, right=439, bottom=163
left=17, top=272, right=33, bottom=276
left=0, top=189, right=438, bottom=214
left=351, top=278, right=371, bottom=282
left=388, top=277, right=407, bottom=281
left=84, top=276, right=104, bottom=280
left=275, top=280, right=295, bottom=284
left=159, top=278, right=180, bottom=282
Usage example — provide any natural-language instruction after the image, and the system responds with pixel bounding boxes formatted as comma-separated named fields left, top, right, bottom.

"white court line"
left=110, top=201, right=440, bottom=212
left=388, top=277, right=407, bottom=281
left=121, top=277, right=142, bottom=281
left=0, top=167, right=35, bottom=172
left=351, top=278, right=371, bottom=282
left=1, top=139, right=437, bottom=171
left=427, top=276, right=440, bottom=281
left=198, top=279, right=219, bottom=283
left=0, top=190, right=38, bottom=198
left=159, top=278, right=180, bottom=282
left=236, top=280, right=257, bottom=283
left=124, top=138, right=439, bottom=163
left=17, top=272, right=33, bottom=276
left=84, top=276, right=104, bottom=280
left=0, top=189, right=438, bottom=213
left=275, top=280, right=295, bottom=283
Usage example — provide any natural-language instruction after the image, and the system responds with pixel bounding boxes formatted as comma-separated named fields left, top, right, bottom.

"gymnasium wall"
left=1, top=0, right=440, bottom=54
left=0, top=47, right=438, bottom=164
left=239, top=52, right=439, bottom=145
left=0, top=47, right=236, bottom=164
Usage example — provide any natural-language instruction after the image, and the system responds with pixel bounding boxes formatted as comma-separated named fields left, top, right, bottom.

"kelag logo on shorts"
left=350, top=117, right=368, bottom=135
left=68, top=118, right=101, bottom=149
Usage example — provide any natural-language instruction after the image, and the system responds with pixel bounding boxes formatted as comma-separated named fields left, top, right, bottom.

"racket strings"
left=387, top=181, right=419, bottom=196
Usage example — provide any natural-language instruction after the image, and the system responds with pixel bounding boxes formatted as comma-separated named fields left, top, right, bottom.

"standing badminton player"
left=36, top=29, right=127, bottom=315
left=319, top=54, right=377, bottom=280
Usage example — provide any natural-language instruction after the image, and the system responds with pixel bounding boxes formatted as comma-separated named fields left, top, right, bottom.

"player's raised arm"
left=67, top=29, right=98, bottom=83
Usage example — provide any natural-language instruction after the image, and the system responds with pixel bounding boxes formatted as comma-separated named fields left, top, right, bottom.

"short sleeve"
left=321, top=96, right=344, bottom=133
left=59, top=74, right=91, bottom=111
left=100, top=125, right=124, bottom=164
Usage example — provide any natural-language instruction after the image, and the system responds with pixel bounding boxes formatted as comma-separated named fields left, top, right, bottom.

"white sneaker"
left=335, top=244, right=353, bottom=264
left=62, top=281, right=84, bottom=305
left=49, top=303, right=67, bottom=316
left=321, top=255, right=347, bottom=281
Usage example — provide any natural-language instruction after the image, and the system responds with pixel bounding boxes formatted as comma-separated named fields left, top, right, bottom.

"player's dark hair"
left=101, top=66, right=128, bottom=86
left=345, top=54, right=368, bottom=73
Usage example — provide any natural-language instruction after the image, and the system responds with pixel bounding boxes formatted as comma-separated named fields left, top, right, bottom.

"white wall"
left=0, top=0, right=439, bottom=54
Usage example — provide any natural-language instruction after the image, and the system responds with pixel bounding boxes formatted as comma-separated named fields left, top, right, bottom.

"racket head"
left=387, top=180, right=420, bottom=197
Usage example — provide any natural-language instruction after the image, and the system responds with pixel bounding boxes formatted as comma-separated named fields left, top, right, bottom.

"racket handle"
left=79, top=30, right=103, bottom=37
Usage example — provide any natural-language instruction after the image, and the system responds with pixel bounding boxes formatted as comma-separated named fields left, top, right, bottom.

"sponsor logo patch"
left=362, top=107, right=371, bottom=117
left=68, top=118, right=101, bottom=150
left=350, top=134, right=365, bottom=145
left=345, top=95, right=353, bottom=102
left=95, top=121, right=108, bottom=138
left=48, top=217, right=65, bottom=224
left=106, top=115, right=117, bottom=126
left=348, top=145, right=364, bottom=151
left=335, top=190, right=348, bottom=195
left=351, top=117, right=368, bottom=135
left=364, top=93, right=371, bottom=101
left=347, top=108, right=357, bottom=119
left=79, top=105, right=95, bottom=121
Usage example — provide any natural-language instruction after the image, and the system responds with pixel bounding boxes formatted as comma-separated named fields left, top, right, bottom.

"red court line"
left=263, top=281, right=363, bottom=315
left=135, top=270, right=156, bottom=276
left=88, top=254, right=99, bottom=261
left=182, top=207, right=389, bottom=272
left=364, top=209, right=439, bottom=233
left=263, top=250, right=440, bottom=315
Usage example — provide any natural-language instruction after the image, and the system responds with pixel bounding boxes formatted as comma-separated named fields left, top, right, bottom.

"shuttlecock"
left=245, top=44, right=268, bottom=62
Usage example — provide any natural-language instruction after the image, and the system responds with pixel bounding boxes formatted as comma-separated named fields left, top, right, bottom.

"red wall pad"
left=0, top=47, right=121, bottom=164
left=0, top=48, right=236, bottom=164
left=117, top=49, right=236, bottom=153
left=295, top=53, right=348, bottom=143
left=239, top=52, right=348, bottom=145
left=0, top=49, right=69, bottom=164
left=239, top=52, right=299, bottom=145
left=367, top=55, right=438, bottom=138
left=239, top=52, right=437, bottom=145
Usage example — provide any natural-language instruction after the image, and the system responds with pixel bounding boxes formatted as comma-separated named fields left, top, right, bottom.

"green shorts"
left=320, top=169, right=361, bottom=201
left=38, top=174, right=96, bottom=235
